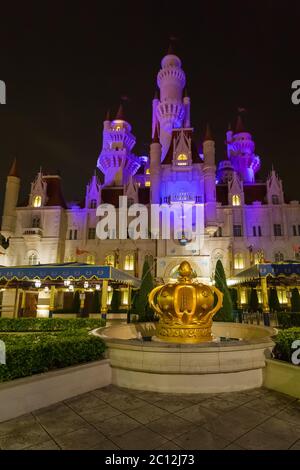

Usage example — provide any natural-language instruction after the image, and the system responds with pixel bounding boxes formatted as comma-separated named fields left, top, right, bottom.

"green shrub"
left=273, top=327, right=300, bottom=363
left=277, top=312, right=300, bottom=329
left=214, top=260, right=233, bottom=322
left=0, top=318, right=106, bottom=382
left=0, top=317, right=105, bottom=332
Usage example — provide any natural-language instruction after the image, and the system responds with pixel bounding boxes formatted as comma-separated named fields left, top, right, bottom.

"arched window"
left=272, top=195, right=279, bottom=205
left=124, top=254, right=135, bottom=271
left=232, top=194, right=241, bottom=206
left=274, top=251, right=284, bottom=262
left=254, top=252, right=261, bottom=265
left=86, top=254, right=95, bottom=265
left=234, top=253, right=244, bottom=270
left=105, top=254, right=115, bottom=266
left=67, top=254, right=76, bottom=263
left=90, top=199, right=97, bottom=209
left=32, top=217, right=40, bottom=228
left=177, top=153, right=188, bottom=166
left=33, top=195, right=42, bottom=208
left=28, top=252, right=39, bottom=265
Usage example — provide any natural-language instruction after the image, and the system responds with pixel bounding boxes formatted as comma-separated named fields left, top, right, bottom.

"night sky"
left=0, top=1, right=299, bottom=212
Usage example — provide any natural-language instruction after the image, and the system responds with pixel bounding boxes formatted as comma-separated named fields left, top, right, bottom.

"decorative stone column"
left=260, top=277, right=269, bottom=313
left=49, top=286, right=56, bottom=318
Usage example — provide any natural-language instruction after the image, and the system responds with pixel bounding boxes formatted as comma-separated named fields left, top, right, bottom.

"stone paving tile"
left=275, top=402, right=300, bottom=426
left=173, top=427, right=230, bottom=450
left=25, top=440, right=60, bottom=450
left=147, top=414, right=194, bottom=440
left=0, top=414, right=37, bottom=437
left=213, top=392, right=255, bottom=406
left=220, top=406, right=269, bottom=428
left=235, top=428, right=293, bottom=450
left=244, top=396, right=291, bottom=416
left=124, top=403, right=169, bottom=425
left=290, top=439, right=300, bottom=450
left=54, top=425, right=110, bottom=450
left=130, top=390, right=167, bottom=403
left=34, top=403, right=87, bottom=436
left=79, top=403, right=121, bottom=425
left=198, top=397, right=240, bottom=413
left=224, top=443, right=246, bottom=450
left=154, top=397, right=192, bottom=413
left=0, top=422, right=50, bottom=450
left=254, top=416, right=300, bottom=443
left=94, top=414, right=141, bottom=438
left=65, top=392, right=107, bottom=413
left=174, top=404, right=220, bottom=425
left=92, top=385, right=133, bottom=402
left=106, top=395, right=149, bottom=412
left=111, top=426, right=168, bottom=450
left=155, top=441, right=183, bottom=450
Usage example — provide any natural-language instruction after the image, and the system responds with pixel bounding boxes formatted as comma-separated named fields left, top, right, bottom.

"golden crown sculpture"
left=148, top=261, right=223, bottom=343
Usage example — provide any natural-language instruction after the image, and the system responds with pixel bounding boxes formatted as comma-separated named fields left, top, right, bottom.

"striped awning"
left=233, top=262, right=300, bottom=284
left=0, top=262, right=141, bottom=287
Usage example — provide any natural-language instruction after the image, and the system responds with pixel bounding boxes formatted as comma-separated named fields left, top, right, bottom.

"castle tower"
left=227, top=115, right=261, bottom=183
left=1, top=158, right=21, bottom=237
left=203, top=125, right=217, bottom=235
left=150, top=125, right=162, bottom=204
left=97, top=105, right=141, bottom=186
left=85, top=172, right=101, bottom=209
left=154, top=44, right=187, bottom=159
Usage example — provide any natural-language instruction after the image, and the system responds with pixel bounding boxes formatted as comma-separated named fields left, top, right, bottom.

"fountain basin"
left=93, top=322, right=276, bottom=394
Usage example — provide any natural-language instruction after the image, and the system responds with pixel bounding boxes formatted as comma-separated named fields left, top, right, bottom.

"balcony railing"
left=23, top=228, right=43, bottom=236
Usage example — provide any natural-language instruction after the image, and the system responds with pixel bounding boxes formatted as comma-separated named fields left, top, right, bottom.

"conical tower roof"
left=235, top=115, right=246, bottom=133
left=203, top=123, right=214, bottom=142
left=8, top=158, right=19, bottom=177
left=115, top=103, right=125, bottom=120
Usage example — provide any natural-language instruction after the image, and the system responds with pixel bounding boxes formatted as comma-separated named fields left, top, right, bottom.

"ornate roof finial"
left=8, top=158, right=19, bottom=177
left=204, top=123, right=214, bottom=142
left=115, top=103, right=125, bottom=120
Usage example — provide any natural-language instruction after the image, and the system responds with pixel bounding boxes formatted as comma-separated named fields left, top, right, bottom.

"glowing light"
left=64, top=279, right=71, bottom=287
left=44, top=286, right=49, bottom=293
left=33, top=195, right=42, bottom=208
left=84, top=281, right=89, bottom=289
left=145, top=181, right=151, bottom=187
left=232, top=195, right=241, bottom=206
left=68, top=285, right=74, bottom=292
left=95, top=284, right=101, bottom=290
left=124, top=254, right=135, bottom=270
left=34, top=279, right=41, bottom=288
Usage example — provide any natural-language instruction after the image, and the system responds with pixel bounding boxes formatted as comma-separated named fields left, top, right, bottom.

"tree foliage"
left=214, top=260, right=233, bottom=322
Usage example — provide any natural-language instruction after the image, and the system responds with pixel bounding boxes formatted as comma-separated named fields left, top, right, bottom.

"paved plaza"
left=0, top=386, right=300, bottom=450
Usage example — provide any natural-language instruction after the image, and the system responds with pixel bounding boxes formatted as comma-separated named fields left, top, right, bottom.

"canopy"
left=0, top=262, right=141, bottom=288
left=233, top=262, right=300, bottom=284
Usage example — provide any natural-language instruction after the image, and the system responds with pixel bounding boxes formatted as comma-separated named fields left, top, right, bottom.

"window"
left=90, top=199, right=97, bottom=209
left=145, top=181, right=151, bottom=187
left=121, top=289, right=129, bottom=306
left=293, top=225, right=297, bottom=236
left=214, top=226, right=222, bottom=237
left=295, top=252, right=300, bottom=261
left=258, top=226, right=262, bottom=237
left=86, top=254, right=95, bottom=265
left=298, top=225, right=300, bottom=236
left=272, top=195, right=279, bottom=205
left=105, top=254, right=115, bottom=266
left=233, top=224, right=242, bottom=237
left=232, top=194, right=241, bottom=206
left=145, top=168, right=150, bottom=175
left=275, top=251, right=284, bottom=262
left=177, top=153, right=188, bottom=166
left=69, top=229, right=78, bottom=240
left=28, top=252, right=39, bottom=265
left=124, top=254, right=135, bottom=271
left=32, top=217, right=40, bottom=228
left=33, top=195, right=42, bottom=208
left=234, top=253, right=244, bottom=270
left=254, top=252, right=261, bottom=265
left=273, top=224, right=282, bottom=237
left=67, top=254, right=76, bottom=262
left=277, top=289, right=287, bottom=304
left=88, top=228, right=96, bottom=240
left=252, top=226, right=256, bottom=237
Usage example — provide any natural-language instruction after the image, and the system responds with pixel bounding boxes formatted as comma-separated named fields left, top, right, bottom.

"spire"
left=152, top=123, right=160, bottom=144
left=203, top=124, right=214, bottom=142
left=115, top=103, right=125, bottom=120
left=8, top=158, right=19, bottom=178
left=235, top=115, right=246, bottom=134
left=105, top=109, right=111, bottom=121
left=227, top=122, right=232, bottom=131
left=167, top=35, right=178, bottom=55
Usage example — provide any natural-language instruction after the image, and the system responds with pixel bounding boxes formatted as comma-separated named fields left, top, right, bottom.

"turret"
left=227, top=115, right=261, bottom=183
left=1, top=158, right=21, bottom=237
left=97, top=104, right=140, bottom=186
left=150, top=125, right=162, bottom=204
left=155, top=46, right=186, bottom=159
left=203, top=125, right=217, bottom=235
left=183, top=89, right=191, bottom=128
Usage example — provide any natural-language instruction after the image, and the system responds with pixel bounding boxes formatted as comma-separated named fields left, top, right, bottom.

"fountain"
left=94, top=261, right=276, bottom=393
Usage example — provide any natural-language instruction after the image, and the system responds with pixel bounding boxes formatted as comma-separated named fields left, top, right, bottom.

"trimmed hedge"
left=0, top=317, right=105, bottom=332
left=273, top=327, right=300, bottom=363
left=277, top=312, right=300, bottom=329
left=0, top=318, right=106, bottom=382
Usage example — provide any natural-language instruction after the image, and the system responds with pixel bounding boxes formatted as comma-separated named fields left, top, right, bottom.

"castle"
left=2, top=46, right=300, bottom=299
